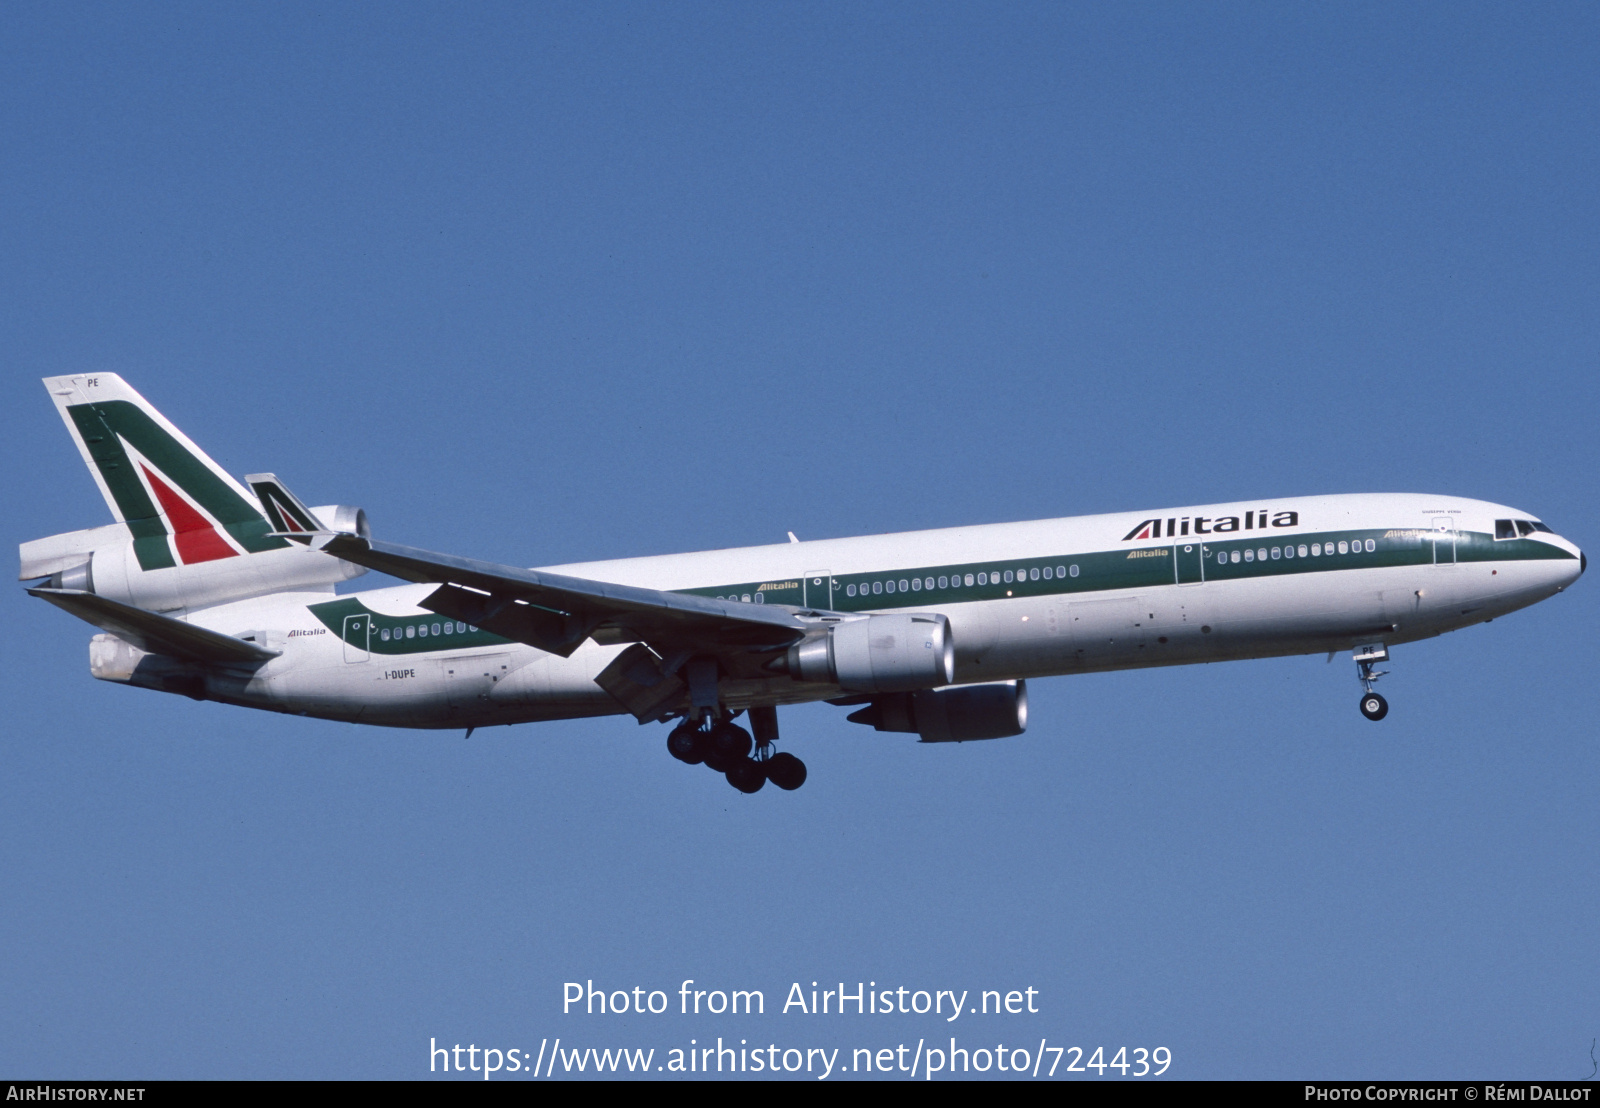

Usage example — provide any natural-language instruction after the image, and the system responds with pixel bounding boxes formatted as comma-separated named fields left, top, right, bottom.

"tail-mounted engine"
left=784, top=613, right=954, bottom=693
left=846, top=680, right=1028, bottom=743
left=20, top=504, right=369, bottom=613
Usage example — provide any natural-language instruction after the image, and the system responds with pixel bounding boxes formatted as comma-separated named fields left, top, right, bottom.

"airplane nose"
left=1560, top=548, right=1584, bottom=589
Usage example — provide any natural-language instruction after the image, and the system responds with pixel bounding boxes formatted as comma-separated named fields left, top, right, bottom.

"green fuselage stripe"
left=307, top=528, right=1570, bottom=656
left=679, top=528, right=1571, bottom=613
left=309, top=598, right=510, bottom=654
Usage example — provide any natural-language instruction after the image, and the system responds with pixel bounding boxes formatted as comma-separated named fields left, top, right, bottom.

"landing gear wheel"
left=764, top=751, right=807, bottom=791
left=708, top=721, right=752, bottom=762
left=667, top=722, right=704, bottom=764
left=726, top=757, right=766, bottom=794
left=1360, top=692, right=1388, bottom=721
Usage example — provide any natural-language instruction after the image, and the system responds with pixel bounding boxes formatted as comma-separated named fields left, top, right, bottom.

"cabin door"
left=1174, top=542, right=1206, bottom=585
left=803, top=571, right=833, bottom=609
left=1429, top=517, right=1456, bottom=565
left=342, top=614, right=371, bottom=663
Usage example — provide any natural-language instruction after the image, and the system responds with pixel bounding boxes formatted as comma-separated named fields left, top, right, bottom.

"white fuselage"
left=158, top=493, right=1582, bottom=729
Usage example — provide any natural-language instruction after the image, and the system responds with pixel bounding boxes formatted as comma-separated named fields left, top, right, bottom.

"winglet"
left=244, top=474, right=327, bottom=545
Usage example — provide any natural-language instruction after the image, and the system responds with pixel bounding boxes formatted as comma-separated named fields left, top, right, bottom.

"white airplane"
left=23, top=375, right=1584, bottom=793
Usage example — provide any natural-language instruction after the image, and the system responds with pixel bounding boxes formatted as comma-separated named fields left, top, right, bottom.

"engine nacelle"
left=846, top=680, right=1028, bottom=742
left=310, top=505, right=371, bottom=540
left=786, top=613, right=954, bottom=693
left=21, top=509, right=371, bottom=613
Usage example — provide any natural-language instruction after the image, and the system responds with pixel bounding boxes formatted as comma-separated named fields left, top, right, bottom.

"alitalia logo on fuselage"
left=1122, top=510, right=1300, bottom=542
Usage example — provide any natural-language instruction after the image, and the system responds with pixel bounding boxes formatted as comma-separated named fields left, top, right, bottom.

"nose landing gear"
left=665, top=704, right=807, bottom=792
left=1354, top=643, right=1390, bottom=721
left=1360, top=691, right=1388, bottom=721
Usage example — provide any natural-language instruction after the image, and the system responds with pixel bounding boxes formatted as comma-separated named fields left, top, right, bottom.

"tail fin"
left=245, top=473, right=328, bottom=543
left=44, top=375, right=287, bottom=571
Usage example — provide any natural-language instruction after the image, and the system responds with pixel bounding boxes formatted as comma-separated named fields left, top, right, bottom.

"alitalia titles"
left=1122, top=510, right=1300, bottom=542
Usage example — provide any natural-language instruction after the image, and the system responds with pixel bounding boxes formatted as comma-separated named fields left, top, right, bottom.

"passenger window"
left=1231, top=551, right=1241, bottom=563
left=1042, top=566, right=1052, bottom=579
left=925, top=578, right=934, bottom=590
left=1069, top=565, right=1079, bottom=577
left=443, top=622, right=453, bottom=634
left=1311, top=544, right=1321, bottom=556
left=1337, top=541, right=1348, bottom=554
left=1365, top=539, right=1375, bottom=552
left=846, top=584, right=856, bottom=597
left=899, top=579, right=909, bottom=591
left=1271, top=547, right=1280, bottom=560
left=977, top=573, right=987, bottom=585
left=1058, top=566, right=1068, bottom=578
left=1030, top=567, right=1040, bottom=581
left=1496, top=519, right=1517, bottom=539
left=965, top=574, right=976, bottom=586
left=1003, top=570, right=1014, bottom=583
left=1256, top=548, right=1266, bottom=561
left=1298, top=545, right=1308, bottom=557
left=1244, top=549, right=1254, bottom=562
left=872, top=581, right=883, bottom=595
left=911, top=578, right=921, bottom=591
left=405, top=626, right=415, bottom=638
left=938, top=576, right=948, bottom=589
left=380, top=628, right=391, bottom=641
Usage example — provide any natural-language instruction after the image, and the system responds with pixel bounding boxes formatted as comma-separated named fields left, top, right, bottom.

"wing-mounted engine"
left=783, top=613, right=955, bottom=693
left=843, top=680, right=1028, bottom=742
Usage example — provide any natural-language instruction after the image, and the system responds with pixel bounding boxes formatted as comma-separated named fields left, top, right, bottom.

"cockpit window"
left=1529, top=520, right=1553, bottom=533
left=1515, top=520, right=1535, bottom=536
left=1496, top=519, right=1517, bottom=539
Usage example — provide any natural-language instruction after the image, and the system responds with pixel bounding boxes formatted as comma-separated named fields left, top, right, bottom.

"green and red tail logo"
left=49, top=376, right=289, bottom=571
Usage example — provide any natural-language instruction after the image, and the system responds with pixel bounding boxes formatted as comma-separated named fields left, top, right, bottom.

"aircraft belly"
left=951, top=562, right=1507, bottom=679
left=491, top=642, right=627, bottom=717
left=266, top=646, right=450, bottom=725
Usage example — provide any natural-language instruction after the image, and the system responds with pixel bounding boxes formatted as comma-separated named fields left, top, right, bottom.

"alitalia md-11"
left=23, top=375, right=1584, bottom=793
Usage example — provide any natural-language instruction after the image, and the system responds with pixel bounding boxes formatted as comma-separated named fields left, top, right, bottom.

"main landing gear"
left=1354, top=643, right=1390, bottom=721
left=666, top=705, right=808, bottom=793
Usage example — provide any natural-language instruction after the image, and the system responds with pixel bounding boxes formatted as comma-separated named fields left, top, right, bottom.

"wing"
left=319, top=534, right=813, bottom=661
left=29, top=587, right=280, bottom=665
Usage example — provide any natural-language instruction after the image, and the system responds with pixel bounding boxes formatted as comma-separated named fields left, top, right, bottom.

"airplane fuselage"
left=156, top=492, right=1582, bottom=730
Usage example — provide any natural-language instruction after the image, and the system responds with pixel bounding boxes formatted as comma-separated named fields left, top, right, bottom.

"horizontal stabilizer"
left=28, top=588, right=279, bottom=665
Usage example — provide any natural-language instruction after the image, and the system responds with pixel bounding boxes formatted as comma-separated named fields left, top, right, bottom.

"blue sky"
left=3, top=2, right=1597, bottom=1080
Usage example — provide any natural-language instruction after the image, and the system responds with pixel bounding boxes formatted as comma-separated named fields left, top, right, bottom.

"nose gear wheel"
left=1353, top=644, right=1391, bottom=722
